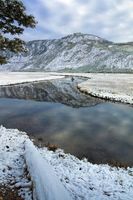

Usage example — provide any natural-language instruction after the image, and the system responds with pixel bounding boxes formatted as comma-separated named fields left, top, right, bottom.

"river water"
left=0, top=78, right=132, bottom=166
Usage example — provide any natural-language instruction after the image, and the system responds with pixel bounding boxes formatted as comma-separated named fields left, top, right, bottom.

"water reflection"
left=0, top=98, right=132, bottom=166
left=0, top=78, right=102, bottom=107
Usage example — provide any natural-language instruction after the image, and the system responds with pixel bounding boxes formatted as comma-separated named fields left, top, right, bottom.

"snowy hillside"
left=1, top=33, right=133, bottom=72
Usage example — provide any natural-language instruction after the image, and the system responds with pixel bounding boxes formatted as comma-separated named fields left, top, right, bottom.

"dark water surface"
left=0, top=97, right=133, bottom=166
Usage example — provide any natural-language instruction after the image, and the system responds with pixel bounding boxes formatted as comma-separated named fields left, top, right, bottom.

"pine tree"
left=0, top=0, right=36, bottom=64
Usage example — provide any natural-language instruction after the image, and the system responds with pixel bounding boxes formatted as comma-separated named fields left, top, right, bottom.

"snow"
left=25, top=140, right=72, bottom=200
left=39, top=148, right=133, bottom=200
left=0, top=126, right=133, bottom=200
left=0, top=126, right=32, bottom=200
left=77, top=73, right=133, bottom=105
left=0, top=72, right=65, bottom=86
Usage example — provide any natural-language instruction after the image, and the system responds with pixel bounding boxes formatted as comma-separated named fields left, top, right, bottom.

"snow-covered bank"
left=0, top=72, right=64, bottom=86
left=0, top=126, right=32, bottom=200
left=0, top=127, right=133, bottom=200
left=77, top=73, right=133, bottom=105
left=25, top=140, right=72, bottom=200
left=40, top=149, right=133, bottom=200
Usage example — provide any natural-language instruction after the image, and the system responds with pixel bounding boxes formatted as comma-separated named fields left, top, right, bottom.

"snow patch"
left=0, top=72, right=64, bottom=86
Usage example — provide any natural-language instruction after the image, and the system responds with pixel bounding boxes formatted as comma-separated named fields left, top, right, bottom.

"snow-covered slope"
left=1, top=33, right=133, bottom=72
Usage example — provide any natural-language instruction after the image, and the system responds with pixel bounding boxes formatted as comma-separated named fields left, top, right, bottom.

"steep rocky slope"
left=1, top=33, right=133, bottom=72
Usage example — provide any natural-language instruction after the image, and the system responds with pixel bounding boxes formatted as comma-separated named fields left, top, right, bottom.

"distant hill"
left=1, top=32, right=133, bottom=72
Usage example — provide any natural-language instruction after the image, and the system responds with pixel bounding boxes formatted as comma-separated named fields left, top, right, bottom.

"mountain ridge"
left=1, top=32, right=133, bottom=72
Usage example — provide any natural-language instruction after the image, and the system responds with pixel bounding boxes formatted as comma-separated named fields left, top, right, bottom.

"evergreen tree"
left=0, top=0, right=36, bottom=64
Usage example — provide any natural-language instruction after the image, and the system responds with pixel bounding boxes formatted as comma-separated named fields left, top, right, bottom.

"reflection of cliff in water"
left=0, top=78, right=103, bottom=107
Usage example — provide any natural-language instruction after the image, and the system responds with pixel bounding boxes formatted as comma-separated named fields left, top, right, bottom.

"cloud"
left=21, top=0, right=133, bottom=42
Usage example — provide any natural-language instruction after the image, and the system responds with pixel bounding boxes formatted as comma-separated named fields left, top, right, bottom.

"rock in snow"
left=0, top=126, right=133, bottom=200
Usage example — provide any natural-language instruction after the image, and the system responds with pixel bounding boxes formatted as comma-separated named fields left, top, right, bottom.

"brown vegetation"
left=0, top=186, right=23, bottom=200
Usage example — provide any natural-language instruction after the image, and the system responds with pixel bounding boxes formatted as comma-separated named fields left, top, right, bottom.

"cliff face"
left=1, top=33, right=133, bottom=72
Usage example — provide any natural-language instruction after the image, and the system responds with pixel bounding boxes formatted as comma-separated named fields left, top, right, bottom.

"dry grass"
left=108, top=160, right=129, bottom=169
left=46, top=143, right=58, bottom=152
left=0, top=186, right=23, bottom=200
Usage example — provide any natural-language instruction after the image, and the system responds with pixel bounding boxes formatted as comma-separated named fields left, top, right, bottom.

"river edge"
left=0, top=72, right=132, bottom=105
left=0, top=73, right=132, bottom=199
left=0, top=126, right=133, bottom=200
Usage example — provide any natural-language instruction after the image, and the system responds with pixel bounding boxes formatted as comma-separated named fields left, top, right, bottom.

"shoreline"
left=0, top=72, right=132, bottom=105
left=0, top=126, right=133, bottom=200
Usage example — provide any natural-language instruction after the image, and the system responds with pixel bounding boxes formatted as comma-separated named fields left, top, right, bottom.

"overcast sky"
left=22, top=0, right=133, bottom=42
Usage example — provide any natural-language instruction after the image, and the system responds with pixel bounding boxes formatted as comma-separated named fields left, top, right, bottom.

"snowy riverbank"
left=0, top=126, right=133, bottom=200
left=0, top=72, right=132, bottom=104
left=0, top=72, right=65, bottom=86
left=77, top=73, right=133, bottom=105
